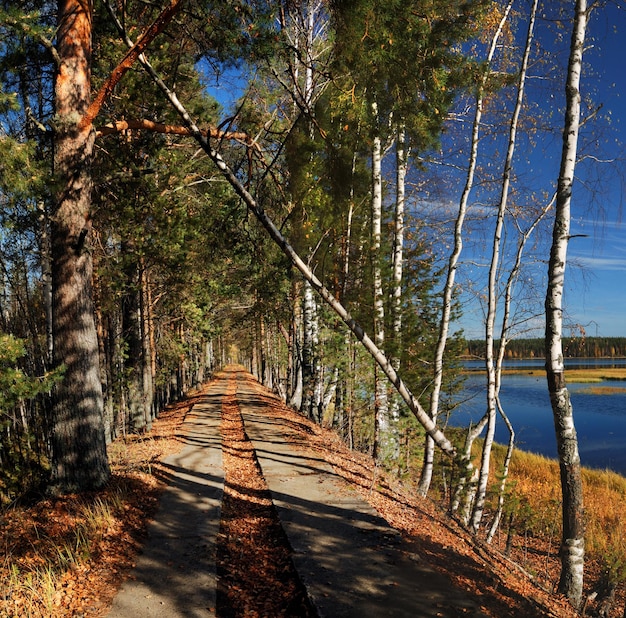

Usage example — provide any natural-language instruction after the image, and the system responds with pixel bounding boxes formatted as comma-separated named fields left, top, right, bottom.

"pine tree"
left=48, top=0, right=110, bottom=492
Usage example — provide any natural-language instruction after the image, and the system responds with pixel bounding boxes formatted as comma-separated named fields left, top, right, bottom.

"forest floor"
left=1, top=369, right=618, bottom=617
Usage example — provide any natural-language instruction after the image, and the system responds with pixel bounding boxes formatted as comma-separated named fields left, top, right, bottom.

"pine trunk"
left=50, top=0, right=109, bottom=493
left=140, top=266, right=153, bottom=429
left=122, top=258, right=145, bottom=433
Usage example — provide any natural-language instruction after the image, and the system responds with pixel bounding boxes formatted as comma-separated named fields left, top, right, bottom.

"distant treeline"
left=462, top=337, right=626, bottom=359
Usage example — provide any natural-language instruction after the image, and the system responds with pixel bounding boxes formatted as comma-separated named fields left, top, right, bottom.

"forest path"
left=106, top=379, right=224, bottom=617
left=106, top=366, right=487, bottom=617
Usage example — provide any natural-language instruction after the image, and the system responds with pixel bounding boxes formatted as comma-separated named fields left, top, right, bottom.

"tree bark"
left=122, top=252, right=146, bottom=433
left=49, top=0, right=109, bottom=493
left=302, top=280, right=322, bottom=421
left=545, top=0, right=588, bottom=608
left=371, top=100, right=392, bottom=463
left=388, top=125, right=406, bottom=464
left=288, top=280, right=304, bottom=409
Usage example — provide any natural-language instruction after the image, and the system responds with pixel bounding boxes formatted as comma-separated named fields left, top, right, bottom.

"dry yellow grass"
left=498, top=367, right=626, bottom=382
left=495, top=447, right=626, bottom=586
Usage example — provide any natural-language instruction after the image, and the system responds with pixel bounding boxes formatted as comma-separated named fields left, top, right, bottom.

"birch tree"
left=470, top=0, right=538, bottom=533
left=271, top=0, right=331, bottom=419
left=418, top=0, right=514, bottom=497
left=331, top=0, right=489, bottom=466
left=369, top=99, right=393, bottom=461
left=545, top=0, right=589, bottom=607
left=387, top=126, right=407, bottom=461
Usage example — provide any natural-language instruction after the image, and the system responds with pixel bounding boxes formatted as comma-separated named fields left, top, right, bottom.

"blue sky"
left=456, top=3, right=626, bottom=340
left=564, top=3, right=626, bottom=338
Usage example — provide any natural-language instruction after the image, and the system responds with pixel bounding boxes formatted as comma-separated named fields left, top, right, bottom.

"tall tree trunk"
left=302, top=280, right=322, bottom=421
left=289, top=280, right=304, bottom=409
left=388, top=125, right=406, bottom=465
left=418, top=1, right=514, bottom=498
left=470, top=0, right=537, bottom=533
left=50, top=0, right=109, bottom=493
left=545, top=0, right=588, bottom=608
left=93, top=276, right=114, bottom=443
left=371, top=101, right=392, bottom=463
left=140, top=265, right=153, bottom=429
left=122, top=255, right=146, bottom=433
left=38, top=202, right=54, bottom=367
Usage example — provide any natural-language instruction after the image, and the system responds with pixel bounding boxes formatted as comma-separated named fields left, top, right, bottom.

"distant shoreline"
left=465, top=367, right=626, bottom=382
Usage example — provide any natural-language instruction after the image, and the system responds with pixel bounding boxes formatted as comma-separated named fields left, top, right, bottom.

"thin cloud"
left=573, top=255, right=626, bottom=271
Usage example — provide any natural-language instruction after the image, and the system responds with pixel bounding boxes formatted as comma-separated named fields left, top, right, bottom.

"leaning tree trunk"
left=131, top=31, right=456, bottom=456
left=545, top=0, right=588, bottom=609
left=50, top=0, right=109, bottom=493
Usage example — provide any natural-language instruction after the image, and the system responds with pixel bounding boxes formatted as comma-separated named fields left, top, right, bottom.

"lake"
left=453, top=359, right=626, bottom=475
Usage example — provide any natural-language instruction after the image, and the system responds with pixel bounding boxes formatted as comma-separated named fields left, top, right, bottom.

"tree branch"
left=96, top=118, right=251, bottom=143
left=79, top=0, right=185, bottom=130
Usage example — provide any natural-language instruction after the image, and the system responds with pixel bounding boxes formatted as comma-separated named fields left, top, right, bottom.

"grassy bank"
left=483, top=443, right=626, bottom=610
left=497, top=367, right=626, bottom=383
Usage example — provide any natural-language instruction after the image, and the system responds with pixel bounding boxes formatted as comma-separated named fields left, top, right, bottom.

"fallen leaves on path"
left=216, top=376, right=315, bottom=617
left=241, top=376, right=579, bottom=618
left=0, top=389, right=194, bottom=617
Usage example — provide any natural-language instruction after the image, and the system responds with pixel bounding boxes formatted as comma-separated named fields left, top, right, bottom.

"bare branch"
left=96, top=118, right=251, bottom=143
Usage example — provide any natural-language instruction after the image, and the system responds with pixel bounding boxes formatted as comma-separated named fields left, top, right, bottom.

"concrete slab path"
left=106, top=384, right=224, bottom=617
left=106, top=367, right=487, bottom=617
left=236, top=374, right=487, bottom=618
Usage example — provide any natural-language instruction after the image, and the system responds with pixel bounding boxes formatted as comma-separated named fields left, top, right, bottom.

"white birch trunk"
left=302, top=280, right=322, bottom=421
left=450, top=414, right=487, bottom=518
left=470, top=0, right=537, bottom=533
left=418, top=1, right=514, bottom=497
left=371, top=101, right=392, bottom=462
left=322, top=366, right=339, bottom=413
left=545, top=0, right=588, bottom=608
left=289, top=280, right=304, bottom=409
left=485, top=195, right=555, bottom=539
left=485, top=396, right=515, bottom=544
left=388, top=126, right=406, bottom=461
